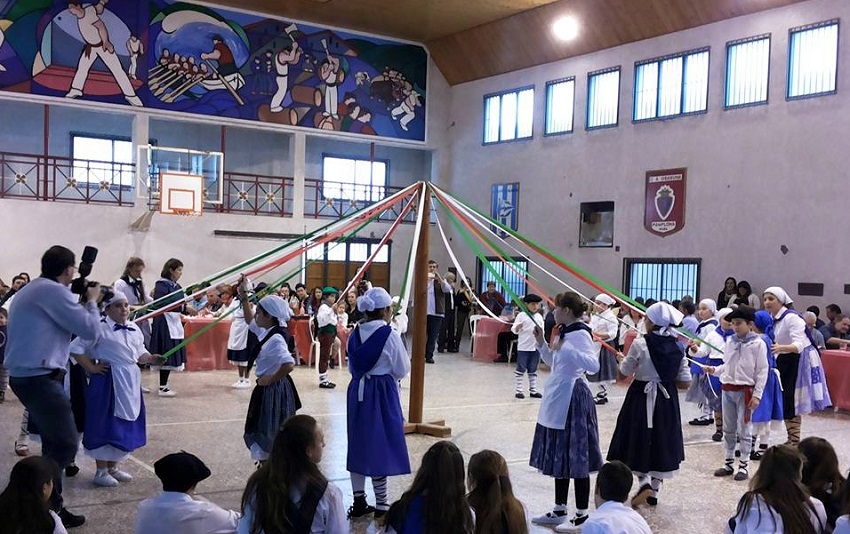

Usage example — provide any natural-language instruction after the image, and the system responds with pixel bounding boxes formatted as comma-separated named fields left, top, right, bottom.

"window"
left=788, top=20, right=839, bottom=99
left=725, top=35, right=771, bottom=108
left=477, top=257, right=529, bottom=302
left=321, top=156, right=387, bottom=202
left=587, top=67, right=621, bottom=129
left=634, top=48, right=709, bottom=121
left=579, top=202, right=614, bottom=248
left=483, top=87, right=534, bottom=144
left=306, top=241, right=389, bottom=263
left=623, top=258, right=700, bottom=302
left=545, top=77, right=575, bottom=135
left=71, top=134, right=134, bottom=186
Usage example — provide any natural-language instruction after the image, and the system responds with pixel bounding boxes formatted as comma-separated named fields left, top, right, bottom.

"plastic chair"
left=468, top=314, right=487, bottom=355
left=506, top=339, right=517, bottom=364
left=307, top=319, right=322, bottom=371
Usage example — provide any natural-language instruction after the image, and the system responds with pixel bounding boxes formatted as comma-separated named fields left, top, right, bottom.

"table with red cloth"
left=184, top=317, right=232, bottom=371
left=472, top=317, right=512, bottom=362
left=290, top=316, right=313, bottom=364
left=821, top=349, right=850, bottom=411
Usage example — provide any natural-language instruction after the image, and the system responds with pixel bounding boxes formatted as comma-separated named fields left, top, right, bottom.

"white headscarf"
left=104, top=291, right=128, bottom=308
left=717, top=307, right=733, bottom=322
left=595, top=293, right=616, bottom=306
left=646, top=302, right=684, bottom=335
left=258, top=295, right=291, bottom=323
left=763, top=286, right=793, bottom=305
left=698, top=298, right=717, bottom=317
left=357, top=287, right=393, bottom=313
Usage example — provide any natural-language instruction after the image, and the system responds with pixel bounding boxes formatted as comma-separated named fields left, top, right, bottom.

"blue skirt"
left=150, top=318, right=186, bottom=368
left=347, top=374, right=411, bottom=476
left=244, top=378, right=298, bottom=455
left=587, top=346, right=618, bottom=382
left=82, top=371, right=146, bottom=454
left=752, top=368, right=784, bottom=423
left=529, top=379, right=603, bottom=478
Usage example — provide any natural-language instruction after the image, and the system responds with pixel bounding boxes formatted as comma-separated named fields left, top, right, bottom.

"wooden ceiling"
left=219, top=0, right=815, bottom=85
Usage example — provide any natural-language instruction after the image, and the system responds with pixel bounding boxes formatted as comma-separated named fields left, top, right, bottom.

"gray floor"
left=2, top=351, right=850, bottom=533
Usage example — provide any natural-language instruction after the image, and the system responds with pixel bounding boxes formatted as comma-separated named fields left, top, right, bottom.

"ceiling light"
left=553, top=17, right=579, bottom=41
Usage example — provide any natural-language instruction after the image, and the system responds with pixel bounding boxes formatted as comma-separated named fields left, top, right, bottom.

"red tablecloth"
left=822, top=349, right=850, bottom=410
left=184, top=317, right=232, bottom=371
left=472, top=317, right=512, bottom=362
left=290, top=317, right=313, bottom=364
left=617, top=330, right=637, bottom=385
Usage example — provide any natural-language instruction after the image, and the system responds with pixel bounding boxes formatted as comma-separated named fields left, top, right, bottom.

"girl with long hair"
left=149, top=258, right=191, bottom=396
left=799, top=437, right=846, bottom=529
left=728, top=445, right=826, bottom=533
left=467, top=450, right=529, bottom=534
left=114, top=256, right=153, bottom=349
left=0, top=456, right=66, bottom=534
left=239, top=415, right=346, bottom=534
left=529, top=292, right=603, bottom=530
left=730, top=281, right=761, bottom=309
left=383, top=441, right=474, bottom=534
left=718, top=277, right=738, bottom=309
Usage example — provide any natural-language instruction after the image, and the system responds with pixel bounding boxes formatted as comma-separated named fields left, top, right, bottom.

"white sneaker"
left=158, top=387, right=177, bottom=397
left=532, top=510, right=567, bottom=526
left=141, top=387, right=151, bottom=394
left=93, top=472, right=119, bottom=487
left=108, top=469, right=133, bottom=482
left=231, top=380, right=244, bottom=389
left=233, top=379, right=251, bottom=389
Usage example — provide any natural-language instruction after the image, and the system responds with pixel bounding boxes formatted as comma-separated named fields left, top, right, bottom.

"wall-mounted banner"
left=0, top=1, right=428, bottom=142
left=644, top=168, right=686, bottom=237
left=491, top=182, right=519, bottom=238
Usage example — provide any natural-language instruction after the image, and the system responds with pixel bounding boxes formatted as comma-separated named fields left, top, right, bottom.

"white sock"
left=553, top=503, right=567, bottom=513
left=96, top=468, right=108, bottom=476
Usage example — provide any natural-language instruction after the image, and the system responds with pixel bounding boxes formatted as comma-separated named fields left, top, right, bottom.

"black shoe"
left=594, top=396, right=608, bottom=405
left=646, top=496, right=658, bottom=506
left=437, top=347, right=445, bottom=353
left=375, top=509, right=387, bottom=519
left=425, top=358, right=435, bottom=364
left=750, top=449, right=765, bottom=461
left=347, top=496, right=375, bottom=519
left=493, top=356, right=508, bottom=363
left=515, top=392, right=525, bottom=399
left=569, top=513, right=589, bottom=527
left=448, top=348, right=459, bottom=353
left=714, top=466, right=734, bottom=477
left=689, top=417, right=712, bottom=426
left=735, top=449, right=741, bottom=458
left=630, top=483, right=652, bottom=508
left=319, top=381, right=336, bottom=389
left=59, top=508, right=86, bottom=528
left=711, top=431, right=723, bottom=442
left=529, top=391, right=543, bottom=399
left=329, top=361, right=336, bottom=369
left=65, top=464, right=80, bottom=477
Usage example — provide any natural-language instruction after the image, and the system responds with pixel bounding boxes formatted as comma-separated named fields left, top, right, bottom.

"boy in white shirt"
left=581, top=461, right=651, bottom=534
left=706, top=306, right=769, bottom=482
left=511, top=294, right=544, bottom=399
left=315, top=287, right=339, bottom=388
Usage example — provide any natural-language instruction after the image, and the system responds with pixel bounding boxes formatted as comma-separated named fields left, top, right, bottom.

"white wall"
left=442, top=0, right=850, bottom=311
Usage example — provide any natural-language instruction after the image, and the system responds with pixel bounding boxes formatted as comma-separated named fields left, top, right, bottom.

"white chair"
left=506, top=339, right=517, bottom=364
left=468, top=314, right=487, bottom=355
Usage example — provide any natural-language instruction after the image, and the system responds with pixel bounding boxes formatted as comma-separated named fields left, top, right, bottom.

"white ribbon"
left=643, top=381, right=670, bottom=429
left=357, top=374, right=371, bottom=402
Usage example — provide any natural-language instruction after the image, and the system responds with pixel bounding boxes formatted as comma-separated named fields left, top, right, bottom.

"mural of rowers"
left=199, top=34, right=245, bottom=104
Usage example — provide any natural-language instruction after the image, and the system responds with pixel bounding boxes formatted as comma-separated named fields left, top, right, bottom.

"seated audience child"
left=581, top=461, right=651, bottom=534
left=835, top=485, right=850, bottom=534
left=0, top=456, right=67, bottom=534
left=135, top=451, right=240, bottom=534
left=238, top=414, right=347, bottom=534
left=727, top=445, right=827, bottom=534
left=799, top=437, right=846, bottom=530
left=466, top=450, right=529, bottom=534
left=382, top=441, right=474, bottom=534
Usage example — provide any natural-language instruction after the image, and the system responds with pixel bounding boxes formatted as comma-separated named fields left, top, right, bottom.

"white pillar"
left=292, top=132, right=306, bottom=219
left=132, top=114, right=150, bottom=196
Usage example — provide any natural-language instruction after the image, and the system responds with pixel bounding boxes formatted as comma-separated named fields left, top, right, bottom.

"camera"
left=70, top=246, right=114, bottom=302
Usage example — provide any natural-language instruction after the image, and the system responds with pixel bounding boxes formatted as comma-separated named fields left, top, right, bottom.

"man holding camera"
left=4, top=245, right=103, bottom=528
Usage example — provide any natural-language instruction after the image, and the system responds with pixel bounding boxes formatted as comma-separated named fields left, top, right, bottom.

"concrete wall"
left=441, top=0, right=849, bottom=311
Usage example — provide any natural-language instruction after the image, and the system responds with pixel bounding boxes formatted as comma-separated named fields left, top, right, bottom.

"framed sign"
left=644, top=168, right=687, bottom=237
left=491, top=183, right=519, bottom=237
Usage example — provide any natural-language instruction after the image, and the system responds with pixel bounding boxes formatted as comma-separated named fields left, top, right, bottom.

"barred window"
left=726, top=35, right=771, bottom=108
left=624, top=258, right=700, bottom=302
left=545, top=77, right=575, bottom=135
left=634, top=48, right=709, bottom=121
left=587, top=67, right=620, bottom=129
left=483, top=87, right=534, bottom=144
left=788, top=20, right=839, bottom=99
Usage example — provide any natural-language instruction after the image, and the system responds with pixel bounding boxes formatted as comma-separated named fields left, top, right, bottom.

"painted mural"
left=0, top=0, right=428, bottom=141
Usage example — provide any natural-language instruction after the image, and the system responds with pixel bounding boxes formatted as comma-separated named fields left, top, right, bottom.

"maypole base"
left=404, top=420, right=452, bottom=438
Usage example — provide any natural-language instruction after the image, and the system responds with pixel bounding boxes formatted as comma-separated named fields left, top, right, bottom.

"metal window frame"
left=482, top=85, right=536, bottom=145
left=633, top=47, right=711, bottom=123
left=724, top=33, right=772, bottom=110
left=544, top=76, right=576, bottom=137
left=786, top=19, right=840, bottom=101
left=621, top=257, right=701, bottom=302
left=476, top=256, right=529, bottom=299
left=586, top=66, right=621, bottom=131
left=320, top=153, right=391, bottom=201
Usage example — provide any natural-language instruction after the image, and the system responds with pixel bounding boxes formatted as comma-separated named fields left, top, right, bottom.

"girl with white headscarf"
left=238, top=285, right=300, bottom=464
left=346, top=287, right=411, bottom=519
left=587, top=293, right=619, bottom=405
left=762, top=287, right=831, bottom=446
left=684, top=299, right=725, bottom=431
left=607, top=302, right=687, bottom=508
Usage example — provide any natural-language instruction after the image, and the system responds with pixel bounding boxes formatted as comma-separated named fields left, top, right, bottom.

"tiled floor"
left=2, top=351, right=850, bottom=533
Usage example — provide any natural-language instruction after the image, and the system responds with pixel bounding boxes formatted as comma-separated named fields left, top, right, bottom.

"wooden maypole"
left=404, top=182, right=451, bottom=437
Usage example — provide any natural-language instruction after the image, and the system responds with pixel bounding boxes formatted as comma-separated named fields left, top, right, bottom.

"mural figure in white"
left=269, top=40, right=300, bottom=113
left=126, top=34, right=144, bottom=80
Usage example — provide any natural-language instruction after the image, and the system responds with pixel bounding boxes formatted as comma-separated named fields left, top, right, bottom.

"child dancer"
left=219, top=285, right=257, bottom=389
left=239, top=285, right=300, bottom=465
left=149, top=258, right=190, bottom=397
left=70, top=292, right=159, bottom=487
left=511, top=294, right=544, bottom=399
left=750, top=310, right=784, bottom=460
left=763, top=287, right=831, bottom=446
left=607, top=302, right=685, bottom=508
left=315, top=287, right=339, bottom=388
left=685, top=299, right=724, bottom=429
left=705, top=307, right=768, bottom=482
left=467, top=450, right=529, bottom=534
left=588, top=294, right=619, bottom=405
left=346, top=287, right=411, bottom=519
left=529, top=292, right=603, bottom=530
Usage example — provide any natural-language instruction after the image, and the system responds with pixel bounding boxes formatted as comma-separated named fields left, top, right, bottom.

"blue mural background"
left=0, top=0, right=428, bottom=142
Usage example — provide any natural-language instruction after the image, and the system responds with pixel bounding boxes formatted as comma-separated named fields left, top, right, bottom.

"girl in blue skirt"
left=750, top=310, right=784, bottom=460
left=346, top=287, right=411, bottom=519
left=529, top=291, right=603, bottom=531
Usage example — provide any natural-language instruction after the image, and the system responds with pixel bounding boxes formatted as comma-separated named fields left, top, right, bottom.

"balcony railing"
left=217, top=172, right=294, bottom=217
left=304, top=178, right=415, bottom=223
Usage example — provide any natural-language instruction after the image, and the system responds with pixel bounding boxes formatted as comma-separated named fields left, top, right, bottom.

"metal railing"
left=218, top=172, right=294, bottom=217
left=304, top=178, right=415, bottom=223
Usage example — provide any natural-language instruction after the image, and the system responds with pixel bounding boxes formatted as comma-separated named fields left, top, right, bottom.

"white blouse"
left=248, top=322, right=295, bottom=377
left=772, top=307, right=812, bottom=354
left=536, top=326, right=598, bottom=429
left=238, top=482, right=348, bottom=534
left=726, top=495, right=826, bottom=534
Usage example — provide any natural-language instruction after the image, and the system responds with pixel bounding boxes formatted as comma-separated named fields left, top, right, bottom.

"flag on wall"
left=644, top=168, right=687, bottom=237
left=491, top=183, right=519, bottom=237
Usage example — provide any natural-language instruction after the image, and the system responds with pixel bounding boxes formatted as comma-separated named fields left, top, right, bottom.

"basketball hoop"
left=159, top=173, right=204, bottom=217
